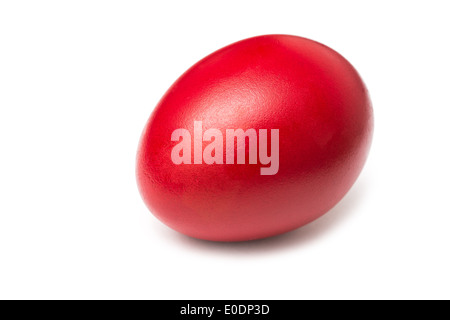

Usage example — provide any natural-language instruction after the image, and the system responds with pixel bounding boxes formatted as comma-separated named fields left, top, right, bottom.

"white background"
left=1, top=1, right=449, bottom=300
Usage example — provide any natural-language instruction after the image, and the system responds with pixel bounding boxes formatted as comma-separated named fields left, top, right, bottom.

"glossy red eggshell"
left=137, top=34, right=373, bottom=241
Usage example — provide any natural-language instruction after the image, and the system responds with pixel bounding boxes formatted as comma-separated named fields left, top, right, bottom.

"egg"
left=136, top=34, right=373, bottom=241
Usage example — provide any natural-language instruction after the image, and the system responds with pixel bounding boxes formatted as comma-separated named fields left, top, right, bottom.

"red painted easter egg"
left=137, top=34, right=373, bottom=241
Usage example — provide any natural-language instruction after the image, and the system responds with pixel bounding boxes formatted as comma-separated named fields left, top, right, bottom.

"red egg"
left=137, top=34, right=373, bottom=241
